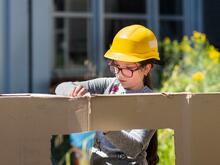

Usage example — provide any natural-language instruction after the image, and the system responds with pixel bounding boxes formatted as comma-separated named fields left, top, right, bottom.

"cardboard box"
left=0, top=93, right=220, bottom=165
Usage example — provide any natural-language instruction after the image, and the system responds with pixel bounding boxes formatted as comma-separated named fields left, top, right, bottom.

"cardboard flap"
left=0, top=94, right=89, bottom=165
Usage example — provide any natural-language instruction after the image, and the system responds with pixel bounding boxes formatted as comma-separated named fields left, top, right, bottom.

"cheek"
left=131, top=72, right=144, bottom=82
left=137, top=70, right=146, bottom=79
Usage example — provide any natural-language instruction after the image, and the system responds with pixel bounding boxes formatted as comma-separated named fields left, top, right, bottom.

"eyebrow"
left=126, top=65, right=139, bottom=68
left=117, top=64, right=139, bottom=68
left=113, top=61, right=138, bottom=67
left=115, top=64, right=138, bottom=68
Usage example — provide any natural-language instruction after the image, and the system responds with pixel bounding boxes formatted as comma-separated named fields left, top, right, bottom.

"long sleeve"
left=55, top=81, right=75, bottom=96
left=105, top=129, right=156, bottom=158
left=55, top=77, right=115, bottom=96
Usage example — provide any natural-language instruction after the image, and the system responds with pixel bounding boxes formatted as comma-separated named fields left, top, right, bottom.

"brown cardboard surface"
left=90, top=93, right=188, bottom=165
left=0, top=93, right=220, bottom=165
left=0, top=94, right=89, bottom=165
left=189, top=93, right=220, bottom=165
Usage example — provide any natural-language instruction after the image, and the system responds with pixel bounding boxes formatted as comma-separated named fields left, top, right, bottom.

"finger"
left=73, top=85, right=84, bottom=96
left=77, top=87, right=87, bottom=96
left=69, top=87, right=76, bottom=97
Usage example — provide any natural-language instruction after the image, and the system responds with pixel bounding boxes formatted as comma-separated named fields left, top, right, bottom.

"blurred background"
left=1, top=0, right=220, bottom=165
left=0, top=0, right=219, bottom=94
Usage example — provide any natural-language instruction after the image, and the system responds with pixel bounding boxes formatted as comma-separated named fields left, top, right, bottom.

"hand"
left=69, top=85, right=88, bottom=97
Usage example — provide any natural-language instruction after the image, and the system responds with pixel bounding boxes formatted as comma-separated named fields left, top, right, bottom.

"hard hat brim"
left=104, top=50, right=160, bottom=62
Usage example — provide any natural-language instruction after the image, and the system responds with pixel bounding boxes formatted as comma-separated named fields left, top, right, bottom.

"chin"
left=121, top=84, right=130, bottom=89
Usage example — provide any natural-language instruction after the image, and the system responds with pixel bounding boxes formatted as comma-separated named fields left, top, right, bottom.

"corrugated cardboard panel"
left=0, top=94, right=89, bottom=165
left=89, top=93, right=191, bottom=165
left=0, top=93, right=220, bottom=165
left=90, top=93, right=187, bottom=130
left=190, top=93, right=220, bottom=165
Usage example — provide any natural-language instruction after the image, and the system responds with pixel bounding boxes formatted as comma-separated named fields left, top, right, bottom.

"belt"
left=91, top=147, right=135, bottom=160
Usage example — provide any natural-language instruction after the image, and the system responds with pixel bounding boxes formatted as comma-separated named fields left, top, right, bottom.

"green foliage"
left=160, top=32, right=220, bottom=92
left=51, top=135, right=72, bottom=165
left=157, top=129, right=175, bottom=165
left=157, top=32, right=220, bottom=165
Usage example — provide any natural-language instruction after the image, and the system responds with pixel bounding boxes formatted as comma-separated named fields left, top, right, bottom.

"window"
left=53, top=0, right=95, bottom=79
left=52, top=0, right=199, bottom=79
left=104, top=0, right=147, bottom=52
left=159, top=0, right=183, bottom=40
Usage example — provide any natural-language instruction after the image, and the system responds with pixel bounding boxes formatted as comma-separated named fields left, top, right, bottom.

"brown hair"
left=146, top=131, right=159, bottom=165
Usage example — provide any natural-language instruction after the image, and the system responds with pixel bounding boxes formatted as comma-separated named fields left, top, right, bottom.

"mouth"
left=119, top=79, right=126, bottom=83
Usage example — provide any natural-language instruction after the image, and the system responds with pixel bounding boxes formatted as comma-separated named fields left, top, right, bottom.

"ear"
left=143, top=64, right=152, bottom=76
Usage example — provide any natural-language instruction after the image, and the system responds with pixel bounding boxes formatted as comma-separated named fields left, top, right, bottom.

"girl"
left=55, top=24, right=161, bottom=165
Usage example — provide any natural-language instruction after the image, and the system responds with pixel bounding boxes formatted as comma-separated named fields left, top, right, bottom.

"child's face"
left=110, top=60, right=151, bottom=90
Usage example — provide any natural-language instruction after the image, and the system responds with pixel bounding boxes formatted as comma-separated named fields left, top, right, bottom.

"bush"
left=157, top=32, right=220, bottom=165
left=160, top=32, right=220, bottom=92
left=157, top=129, right=175, bottom=165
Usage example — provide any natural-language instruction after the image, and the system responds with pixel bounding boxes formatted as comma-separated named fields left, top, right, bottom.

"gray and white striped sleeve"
left=105, top=129, right=156, bottom=158
left=55, top=77, right=115, bottom=96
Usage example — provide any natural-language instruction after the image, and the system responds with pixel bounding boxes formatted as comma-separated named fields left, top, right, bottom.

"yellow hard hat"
left=104, top=24, right=160, bottom=62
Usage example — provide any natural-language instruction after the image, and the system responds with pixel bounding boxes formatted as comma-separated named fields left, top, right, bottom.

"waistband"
left=91, top=147, right=134, bottom=160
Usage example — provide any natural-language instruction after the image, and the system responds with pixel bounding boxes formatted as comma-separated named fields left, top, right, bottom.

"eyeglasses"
left=109, top=64, right=143, bottom=78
